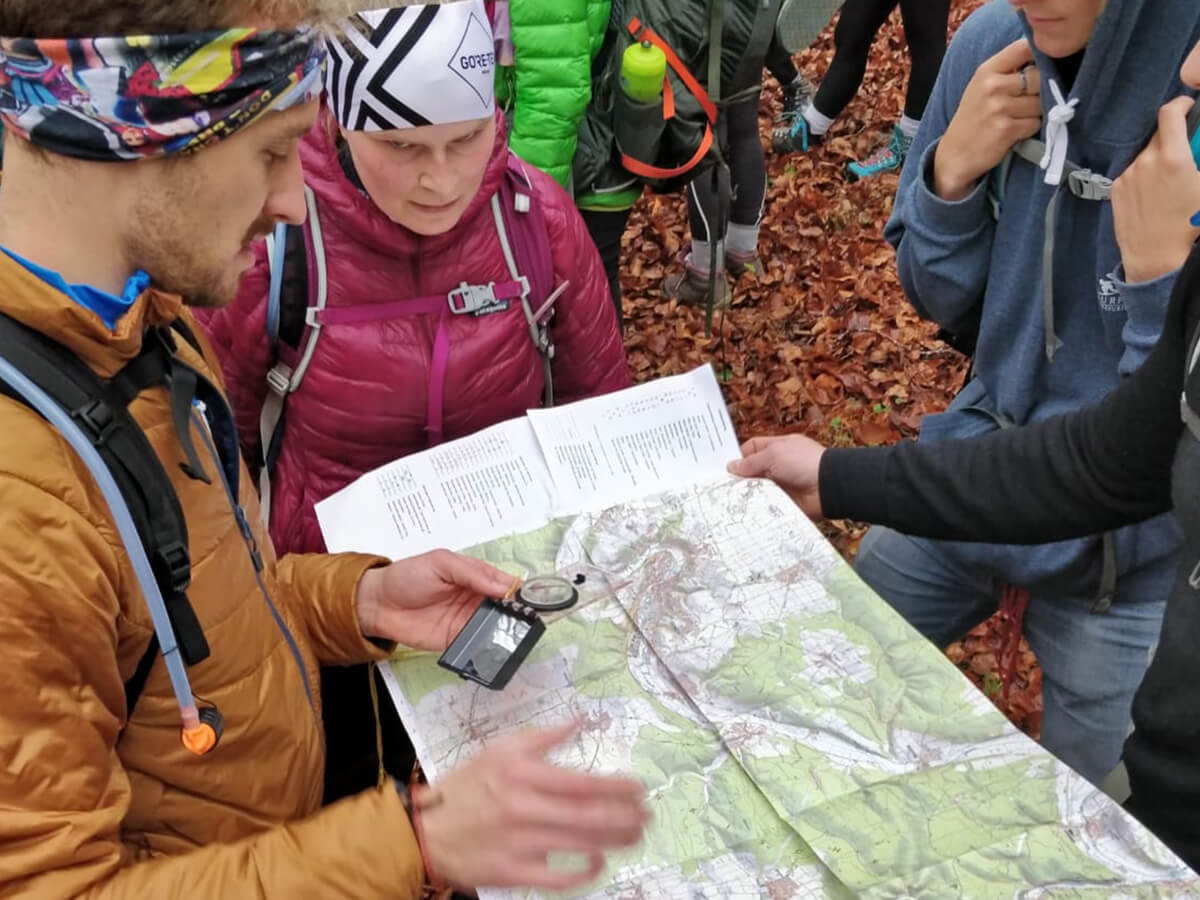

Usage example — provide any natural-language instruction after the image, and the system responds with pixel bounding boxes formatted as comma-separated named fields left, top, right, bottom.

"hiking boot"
left=776, top=74, right=816, bottom=125
left=725, top=249, right=763, bottom=280
left=846, top=123, right=913, bottom=182
left=771, top=110, right=820, bottom=156
left=663, top=254, right=730, bottom=308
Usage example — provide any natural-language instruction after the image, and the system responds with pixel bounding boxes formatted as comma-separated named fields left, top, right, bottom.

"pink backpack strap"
left=313, top=295, right=444, bottom=326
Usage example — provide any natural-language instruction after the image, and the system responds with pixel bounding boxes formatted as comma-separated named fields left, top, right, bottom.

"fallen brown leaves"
left=620, top=0, right=1042, bottom=737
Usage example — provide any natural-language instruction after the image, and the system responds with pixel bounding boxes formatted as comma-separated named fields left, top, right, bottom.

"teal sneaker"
left=846, top=123, right=913, bottom=182
left=771, top=109, right=819, bottom=155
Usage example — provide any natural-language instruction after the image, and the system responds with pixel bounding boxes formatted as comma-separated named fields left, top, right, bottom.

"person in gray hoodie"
left=857, top=0, right=1200, bottom=786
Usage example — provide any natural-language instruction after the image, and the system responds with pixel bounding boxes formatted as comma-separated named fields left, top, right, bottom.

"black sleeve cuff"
left=819, top=445, right=893, bottom=523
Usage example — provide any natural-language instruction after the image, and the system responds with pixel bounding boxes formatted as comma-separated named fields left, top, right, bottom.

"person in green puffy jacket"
left=495, top=0, right=611, bottom=191
left=495, top=0, right=641, bottom=324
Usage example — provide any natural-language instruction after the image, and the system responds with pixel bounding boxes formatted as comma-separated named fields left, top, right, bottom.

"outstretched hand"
left=419, top=722, right=649, bottom=892
left=728, top=434, right=828, bottom=519
left=355, top=549, right=515, bottom=650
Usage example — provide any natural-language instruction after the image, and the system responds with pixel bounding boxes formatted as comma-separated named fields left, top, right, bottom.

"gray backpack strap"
left=1092, top=532, right=1118, bottom=615
left=1041, top=181, right=1067, bottom=362
left=259, top=185, right=326, bottom=527
left=1002, top=138, right=1114, bottom=363
left=1012, top=138, right=1113, bottom=201
left=987, top=150, right=1016, bottom=221
left=984, top=139, right=1121, bottom=607
left=490, top=191, right=557, bottom=408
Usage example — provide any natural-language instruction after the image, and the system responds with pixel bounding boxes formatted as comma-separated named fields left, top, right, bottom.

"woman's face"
left=343, top=114, right=496, bottom=236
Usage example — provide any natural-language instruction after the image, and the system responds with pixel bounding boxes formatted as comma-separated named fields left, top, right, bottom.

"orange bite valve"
left=182, top=707, right=225, bottom=755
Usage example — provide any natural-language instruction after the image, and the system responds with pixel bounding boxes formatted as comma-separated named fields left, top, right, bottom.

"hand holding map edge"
left=728, top=434, right=827, bottom=519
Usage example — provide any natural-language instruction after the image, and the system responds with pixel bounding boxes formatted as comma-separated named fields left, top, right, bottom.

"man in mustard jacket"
left=0, top=1, right=647, bottom=897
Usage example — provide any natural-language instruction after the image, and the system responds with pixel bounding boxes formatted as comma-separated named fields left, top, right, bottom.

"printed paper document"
left=316, top=365, right=740, bottom=558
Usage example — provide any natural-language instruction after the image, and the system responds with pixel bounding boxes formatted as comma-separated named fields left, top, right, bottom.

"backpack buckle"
left=71, top=398, right=119, bottom=446
left=448, top=282, right=499, bottom=315
left=153, top=541, right=192, bottom=595
left=1066, top=168, right=1112, bottom=202
left=265, top=363, right=293, bottom=398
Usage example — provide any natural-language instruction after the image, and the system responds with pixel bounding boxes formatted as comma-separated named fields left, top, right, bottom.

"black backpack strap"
left=124, top=634, right=160, bottom=714
left=0, top=313, right=210, bottom=717
left=170, top=318, right=204, bottom=358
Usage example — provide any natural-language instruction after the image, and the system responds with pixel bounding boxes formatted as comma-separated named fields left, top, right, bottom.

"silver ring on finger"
left=1019, top=67, right=1029, bottom=97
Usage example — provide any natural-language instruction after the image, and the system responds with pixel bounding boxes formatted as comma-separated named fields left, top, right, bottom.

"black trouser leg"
left=812, top=0, right=899, bottom=119
left=897, top=0, right=951, bottom=121
left=580, top=207, right=633, bottom=327
left=686, top=96, right=766, bottom=247
left=764, top=30, right=798, bottom=87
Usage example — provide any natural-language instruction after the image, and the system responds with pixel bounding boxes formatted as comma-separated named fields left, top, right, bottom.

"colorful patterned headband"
left=0, top=28, right=325, bottom=162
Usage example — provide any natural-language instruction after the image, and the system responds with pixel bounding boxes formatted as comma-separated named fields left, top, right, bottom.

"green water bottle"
left=620, top=40, right=667, bottom=102
left=616, top=40, right=668, bottom=166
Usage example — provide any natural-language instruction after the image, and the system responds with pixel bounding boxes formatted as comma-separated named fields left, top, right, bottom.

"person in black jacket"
left=729, top=40, right=1200, bottom=870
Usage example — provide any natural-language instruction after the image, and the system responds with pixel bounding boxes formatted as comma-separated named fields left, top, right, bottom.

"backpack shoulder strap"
left=991, top=138, right=1113, bottom=217
left=0, top=313, right=209, bottom=720
left=493, top=159, right=561, bottom=407
left=987, top=149, right=1016, bottom=222
left=260, top=185, right=326, bottom=526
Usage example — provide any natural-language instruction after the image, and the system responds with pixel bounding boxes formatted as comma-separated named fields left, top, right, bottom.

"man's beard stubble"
left=125, top=169, right=274, bottom=309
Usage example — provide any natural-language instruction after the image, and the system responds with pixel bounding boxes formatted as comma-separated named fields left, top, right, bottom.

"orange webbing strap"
left=622, top=17, right=717, bottom=179
left=626, top=18, right=717, bottom=124
left=999, top=584, right=1030, bottom=703
left=621, top=125, right=714, bottom=180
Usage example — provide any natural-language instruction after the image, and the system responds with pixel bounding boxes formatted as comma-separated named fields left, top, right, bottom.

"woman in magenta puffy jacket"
left=202, top=2, right=629, bottom=559
left=199, top=3, right=630, bottom=802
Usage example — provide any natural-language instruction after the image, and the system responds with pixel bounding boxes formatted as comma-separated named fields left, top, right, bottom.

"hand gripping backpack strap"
left=260, top=185, right=326, bottom=526
left=0, top=313, right=210, bottom=719
left=493, top=159, right=560, bottom=407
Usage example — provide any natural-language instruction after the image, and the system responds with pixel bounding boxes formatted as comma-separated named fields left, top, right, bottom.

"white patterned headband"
left=326, top=1, right=495, bottom=132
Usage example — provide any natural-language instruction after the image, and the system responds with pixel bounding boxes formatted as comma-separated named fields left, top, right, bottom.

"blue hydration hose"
left=0, top=353, right=201, bottom=732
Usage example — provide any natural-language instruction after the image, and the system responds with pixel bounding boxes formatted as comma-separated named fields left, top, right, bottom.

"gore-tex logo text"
left=459, top=52, right=495, bottom=70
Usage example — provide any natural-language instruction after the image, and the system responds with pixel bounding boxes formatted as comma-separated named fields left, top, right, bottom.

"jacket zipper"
left=190, top=405, right=316, bottom=713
